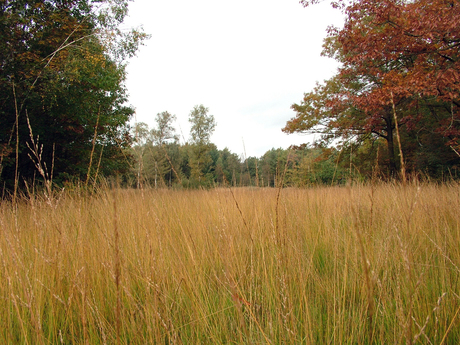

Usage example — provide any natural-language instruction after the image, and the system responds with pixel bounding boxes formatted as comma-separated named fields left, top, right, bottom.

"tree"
left=151, top=111, right=178, bottom=146
left=130, top=118, right=181, bottom=188
left=284, top=73, right=401, bottom=175
left=188, top=105, right=216, bottom=182
left=286, top=0, right=460, bottom=178
left=0, top=0, right=148, bottom=192
left=189, top=105, right=216, bottom=145
left=336, top=0, right=460, bottom=154
left=148, top=112, right=179, bottom=187
left=131, top=122, right=150, bottom=187
left=215, top=148, right=241, bottom=185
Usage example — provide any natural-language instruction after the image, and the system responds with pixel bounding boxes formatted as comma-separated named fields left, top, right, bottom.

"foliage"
left=188, top=104, right=216, bottom=145
left=284, top=0, right=460, bottom=178
left=151, top=111, right=178, bottom=146
left=130, top=114, right=460, bottom=188
left=0, top=0, right=148, bottom=192
left=187, top=105, right=217, bottom=183
left=215, top=148, right=241, bottom=185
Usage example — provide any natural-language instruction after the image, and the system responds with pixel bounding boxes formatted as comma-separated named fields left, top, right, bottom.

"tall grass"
left=0, top=183, right=459, bottom=344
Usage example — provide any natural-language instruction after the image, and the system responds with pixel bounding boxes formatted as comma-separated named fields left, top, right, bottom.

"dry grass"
left=0, top=182, right=459, bottom=344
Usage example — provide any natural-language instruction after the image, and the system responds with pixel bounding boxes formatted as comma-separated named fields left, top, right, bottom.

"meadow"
left=0, top=183, right=459, bottom=344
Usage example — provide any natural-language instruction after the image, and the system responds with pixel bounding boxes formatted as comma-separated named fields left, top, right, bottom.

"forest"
left=1, top=0, right=459, bottom=194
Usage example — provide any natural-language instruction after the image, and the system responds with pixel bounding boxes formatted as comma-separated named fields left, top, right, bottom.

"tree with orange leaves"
left=285, top=0, right=460, bottom=177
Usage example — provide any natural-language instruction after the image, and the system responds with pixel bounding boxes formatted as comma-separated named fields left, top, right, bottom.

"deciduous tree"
left=0, top=0, right=148, bottom=191
left=286, top=0, right=460, bottom=178
left=188, top=104, right=216, bottom=182
left=151, top=111, right=178, bottom=146
left=188, top=104, right=216, bottom=145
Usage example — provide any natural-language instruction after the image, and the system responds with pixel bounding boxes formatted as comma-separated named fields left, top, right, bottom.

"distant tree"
left=133, top=122, right=151, bottom=146
left=131, top=122, right=150, bottom=187
left=215, top=148, right=241, bottom=185
left=244, top=157, right=260, bottom=186
left=258, top=148, right=288, bottom=187
left=189, top=105, right=216, bottom=145
left=188, top=105, right=216, bottom=182
left=130, top=117, right=181, bottom=188
left=179, top=143, right=192, bottom=181
left=151, top=111, right=178, bottom=146
left=147, top=111, right=179, bottom=186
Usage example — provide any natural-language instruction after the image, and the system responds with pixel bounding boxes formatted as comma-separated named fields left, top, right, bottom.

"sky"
left=122, top=0, right=344, bottom=158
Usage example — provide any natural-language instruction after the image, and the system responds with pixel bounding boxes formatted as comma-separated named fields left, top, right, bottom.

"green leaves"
left=188, top=105, right=217, bottom=145
left=151, top=111, right=178, bottom=146
left=0, top=0, right=147, bottom=190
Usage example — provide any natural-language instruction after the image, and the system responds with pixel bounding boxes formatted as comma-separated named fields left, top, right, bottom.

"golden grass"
left=1, top=183, right=459, bottom=344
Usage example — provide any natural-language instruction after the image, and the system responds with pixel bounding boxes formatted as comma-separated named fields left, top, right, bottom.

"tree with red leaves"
left=285, top=0, right=460, bottom=177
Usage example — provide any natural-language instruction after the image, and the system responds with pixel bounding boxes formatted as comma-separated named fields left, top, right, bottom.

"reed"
left=0, top=183, right=459, bottom=344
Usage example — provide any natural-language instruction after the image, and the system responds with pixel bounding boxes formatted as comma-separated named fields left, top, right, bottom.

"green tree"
left=131, top=122, right=150, bottom=187
left=189, top=105, right=216, bottom=145
left=188, top=104, right=216, bottom=183
left=214, top=148, right=241, bottom=186
left=259, top=148, right=289, bottom=187
left=151, top=111, right=178, bottom=146
left=130, top=118, right=181, bottom=188
left=0, top=0, right=148, bottom=192
left=244, top=156, right=260, bottom=186
left=148, top=111, right=179, bottom=187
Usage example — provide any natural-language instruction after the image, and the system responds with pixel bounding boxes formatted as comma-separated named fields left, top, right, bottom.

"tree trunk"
left=384, top=112, right=397, bottom=177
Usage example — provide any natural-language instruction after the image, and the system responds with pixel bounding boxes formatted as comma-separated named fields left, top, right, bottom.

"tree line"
left=1, top=0, right=459, bottom=195
left=129, top=106, right=459, bottom=190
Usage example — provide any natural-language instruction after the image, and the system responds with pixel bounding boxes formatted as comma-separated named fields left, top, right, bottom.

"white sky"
left=123, top=0, right=343, bottom=158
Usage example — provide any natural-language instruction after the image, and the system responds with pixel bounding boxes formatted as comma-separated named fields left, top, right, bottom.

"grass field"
left=1, top=183, right=459, bottom=344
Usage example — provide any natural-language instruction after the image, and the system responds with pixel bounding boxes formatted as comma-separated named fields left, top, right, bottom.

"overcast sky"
left=122, top=0, right=343, bottom=158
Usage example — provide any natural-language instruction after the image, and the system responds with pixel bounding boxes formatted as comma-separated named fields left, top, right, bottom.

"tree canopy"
left=0, top=0, right=148, bottom=193
left=188, top=104, right=216, bottom=145
left=285, top=0, right=460, bottom=178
